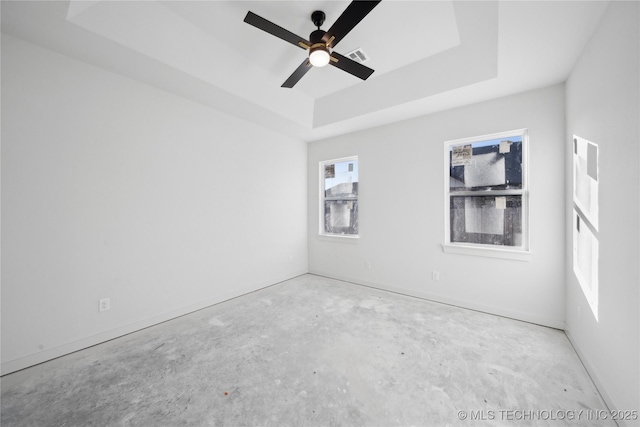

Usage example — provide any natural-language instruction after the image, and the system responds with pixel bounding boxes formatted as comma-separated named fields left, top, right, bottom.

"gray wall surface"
left=1, top=35, right=308, bottom=374
left=564, top=1, right=640, bottom=419
left=308, top=84, right=566, bottom=329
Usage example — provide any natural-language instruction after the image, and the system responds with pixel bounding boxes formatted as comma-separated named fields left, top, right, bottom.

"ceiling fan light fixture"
left=309, top=43, right=330, bottom=67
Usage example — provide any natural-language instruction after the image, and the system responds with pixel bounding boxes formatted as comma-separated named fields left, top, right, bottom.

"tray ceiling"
left=1, top=1, right=609, bottom=141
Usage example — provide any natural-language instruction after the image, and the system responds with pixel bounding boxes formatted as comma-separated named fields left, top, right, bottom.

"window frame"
left=319, top=156, right=359, bottom=239
left=443, top=129, right=531, bottom=261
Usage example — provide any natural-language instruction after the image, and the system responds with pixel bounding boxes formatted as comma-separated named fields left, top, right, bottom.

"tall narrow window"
left=320, top=157, right=358, bottom=236
left=573, top=135, right=599, bottom=320
left=444, top=130, right=529, bottom=258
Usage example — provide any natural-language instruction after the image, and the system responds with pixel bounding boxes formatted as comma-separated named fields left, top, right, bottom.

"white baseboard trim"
left=309, top=271, right=565, bottom=330
left=564, top=329, right=626, bottom=427
left=1, top=270, right=308, bottom=376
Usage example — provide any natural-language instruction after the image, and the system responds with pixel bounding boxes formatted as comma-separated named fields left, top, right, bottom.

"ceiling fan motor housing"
left=309, top=29, right=326, bottom=45
left=309, top=36, right=330, bottom=66
left=308, top=27, right=330, bottom=67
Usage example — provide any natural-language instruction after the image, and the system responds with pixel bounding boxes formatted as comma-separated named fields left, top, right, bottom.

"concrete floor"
left=1, top=274, right=613, bottom=426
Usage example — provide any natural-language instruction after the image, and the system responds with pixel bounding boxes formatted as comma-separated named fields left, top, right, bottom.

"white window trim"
left=442, top=129, right=531, bottom=261
left=319, top=155, right=359, bottom=239
left=572, top=135, right=599, bottom=320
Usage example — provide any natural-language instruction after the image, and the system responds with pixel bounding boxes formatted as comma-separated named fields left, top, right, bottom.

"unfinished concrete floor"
left=1, top=274, right=612, bottom=426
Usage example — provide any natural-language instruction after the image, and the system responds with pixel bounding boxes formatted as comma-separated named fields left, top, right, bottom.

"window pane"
left=573, top=209, right=599, bottom=319
left=573, top=136, right=598, bottom=229
left=450, top=195, right=522, bottom=246
left=324, top=200, right=358, bottom=235
left=450, top=137, right=522, bottom=191
left=325, top=160, right=358, bottom=198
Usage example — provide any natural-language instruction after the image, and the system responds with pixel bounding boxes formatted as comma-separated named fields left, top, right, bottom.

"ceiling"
left=1, top=1, right=609, bottom=142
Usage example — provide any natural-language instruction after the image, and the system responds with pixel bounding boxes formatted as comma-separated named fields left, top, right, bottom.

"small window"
left=444, top=130, right=529, bottom=256
left=320, top=157, right=358, bottom=237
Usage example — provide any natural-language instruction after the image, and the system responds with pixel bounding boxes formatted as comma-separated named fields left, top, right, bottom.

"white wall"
left=564, top=1, right=639, bottom=418
left=1, top=35, right=308, bottom=375
left=308, top=84, right=566, bottom=329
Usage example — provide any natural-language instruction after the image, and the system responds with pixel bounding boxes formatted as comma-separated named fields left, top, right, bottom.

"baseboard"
left=564, top=329, right=627, bottom=427
left=308, top=271, right=565, bottom=330
left=1, top=270, right=308, bottom=376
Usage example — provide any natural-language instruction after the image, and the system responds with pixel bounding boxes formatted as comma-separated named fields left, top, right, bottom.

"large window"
left=444, top=130, right=529, bottom=258
left=320, top=157, right=358, bottom=236
left=573, top=135, right=599, bottom=320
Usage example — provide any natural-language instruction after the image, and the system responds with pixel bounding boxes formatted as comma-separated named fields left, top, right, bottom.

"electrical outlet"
left=432, top=271, right=440, bottom=281
left=365, top=260, right=372, bottom=270
left=99, top=298, right=111, bottom=312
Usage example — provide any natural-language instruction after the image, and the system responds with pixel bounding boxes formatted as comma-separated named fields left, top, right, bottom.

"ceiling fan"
left=243, top=1, right=381, bottom=88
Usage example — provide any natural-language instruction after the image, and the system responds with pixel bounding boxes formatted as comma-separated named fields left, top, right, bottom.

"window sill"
left=317, top=234, right=359, bottom=243
left=441, top=243, right=532, bottom=261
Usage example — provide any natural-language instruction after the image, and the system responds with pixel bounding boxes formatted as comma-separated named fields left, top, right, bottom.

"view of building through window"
left=321, top=157, right=358, bottom=236
left=446, top=131, right=528, bottom=250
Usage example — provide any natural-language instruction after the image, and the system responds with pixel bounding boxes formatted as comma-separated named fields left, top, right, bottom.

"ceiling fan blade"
left=329, top=52, right=374, bottom=81
left=282, top=59, right=313, bottom=88
left=244, top=11, right=310, bottom=50
left=322, top=1, right=381, bottom=48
